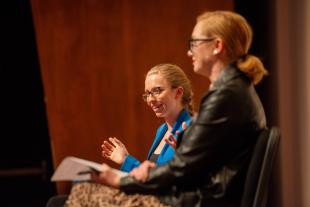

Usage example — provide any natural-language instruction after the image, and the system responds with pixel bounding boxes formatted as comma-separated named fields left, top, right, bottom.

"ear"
left=213, top=38, right=224, bottom=55
left=175, top=87, right=184, bottom=99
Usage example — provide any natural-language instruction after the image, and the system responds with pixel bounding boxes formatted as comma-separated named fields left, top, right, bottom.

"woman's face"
left=144, top=73, right=181, bottom=120
left=187, top=21, right=216, bottom=77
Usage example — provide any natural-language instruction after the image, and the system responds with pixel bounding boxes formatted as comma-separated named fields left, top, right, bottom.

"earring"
left=213, top=50, right=218, bottom=54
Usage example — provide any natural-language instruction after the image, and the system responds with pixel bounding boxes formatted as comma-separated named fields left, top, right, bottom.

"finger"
left=164, top=138, right=176, bottom=149
left=169, top=134, right=177, bottom=143
left=102, top=152, right=111, bottom=159
left=140, top=160, right=153, bottom=168
left=108, top=137, right=117, bottom=146
left=101, top=143, right=112, bottom=151
left=101, top=149, right=111, bottom=157
left=103, top=141, right=115, bottom=151
left=164, top=137, right=174, bottom=145
left=102, top=137, right=113, bottom=146
left=149, top=162, right=156, bottom=168
left=136, top=173, right=145, bottom=182
left=113, top=138, right=124, bottom=147
left=139, top=169, right=150, bottom=182
left=102, top=141, right=113, bottom=151
left=102, top=151, right=111, bottom=159
left=144, top=161, right=156, bottom=169
left=101, top=145, right=112, bottom=155
left=129, top=168, right=137, bottom=177
left=182, top=121, right=187, bottom=130
left=140, top=176, right=146, bottom=182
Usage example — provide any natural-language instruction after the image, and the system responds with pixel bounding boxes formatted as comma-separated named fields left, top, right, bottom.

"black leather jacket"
left=120, top=65, right=266, bottom=207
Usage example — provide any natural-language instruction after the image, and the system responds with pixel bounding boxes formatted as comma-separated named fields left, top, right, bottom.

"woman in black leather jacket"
left=65, top=10, right=268, bottom=207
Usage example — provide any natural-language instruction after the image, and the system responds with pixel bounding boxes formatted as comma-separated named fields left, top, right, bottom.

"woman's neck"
left=209, top=67, right=224, bottom=85
left=209, top=59, right=230, bottom=85
left=165, top=107, right=184, bottom=130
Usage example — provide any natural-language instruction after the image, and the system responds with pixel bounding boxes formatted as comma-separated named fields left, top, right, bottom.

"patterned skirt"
left=64, top=182, right=171, bottom=207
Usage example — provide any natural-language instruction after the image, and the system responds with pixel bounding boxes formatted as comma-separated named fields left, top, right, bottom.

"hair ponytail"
left=237, top=55, right=268, bottom=85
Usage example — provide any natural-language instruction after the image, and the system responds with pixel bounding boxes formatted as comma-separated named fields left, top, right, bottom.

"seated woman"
left=65, top=10, right=268, bottom=207
left=101, top=63, right=193, bottom=173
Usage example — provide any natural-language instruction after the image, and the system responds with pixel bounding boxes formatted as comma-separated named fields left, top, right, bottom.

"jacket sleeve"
left=120, top=88, right=249, bottom=194
left=120, top=155, right=141, bottom=172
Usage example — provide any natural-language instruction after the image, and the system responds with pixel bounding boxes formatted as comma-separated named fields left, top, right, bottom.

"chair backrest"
left=241, top=127, right=280, bottom=207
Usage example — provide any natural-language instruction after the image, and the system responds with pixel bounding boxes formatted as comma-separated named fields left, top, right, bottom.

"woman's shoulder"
left=156, top=123, right=167, bottom=133
left=207, top=74, right=255, bottom=105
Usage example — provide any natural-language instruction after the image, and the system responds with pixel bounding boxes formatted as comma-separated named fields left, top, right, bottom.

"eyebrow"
left=145, top=86, right=162, bottom=92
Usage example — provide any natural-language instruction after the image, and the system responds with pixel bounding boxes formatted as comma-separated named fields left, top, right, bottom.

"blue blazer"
left=120, top=110, right=191, bottom=172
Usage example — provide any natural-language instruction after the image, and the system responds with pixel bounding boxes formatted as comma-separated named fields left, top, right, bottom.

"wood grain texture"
left=30, top=0, right=233, bottom=193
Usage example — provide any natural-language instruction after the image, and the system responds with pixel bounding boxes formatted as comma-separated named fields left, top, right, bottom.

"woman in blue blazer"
left=101, top=63, right=193, bottom=172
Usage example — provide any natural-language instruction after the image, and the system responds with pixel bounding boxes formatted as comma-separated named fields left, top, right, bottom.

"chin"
left=154, top=112, right=165, bottom=118
left=194, top=67, right=209, bottom=77
left=194, top=68, right=203, bottom=75
left=193, top=65, right=202, bottom=73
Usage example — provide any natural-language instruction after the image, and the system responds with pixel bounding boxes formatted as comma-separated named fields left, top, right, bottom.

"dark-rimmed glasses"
left=189, top=38, right=215, bottom=52
left=142, top=87, right=165, bottom=101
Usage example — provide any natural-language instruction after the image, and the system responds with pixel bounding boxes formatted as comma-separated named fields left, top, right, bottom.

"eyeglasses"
left=142, top=87, right=165, bottom=101
left=188, top=38, right=215, bottom=52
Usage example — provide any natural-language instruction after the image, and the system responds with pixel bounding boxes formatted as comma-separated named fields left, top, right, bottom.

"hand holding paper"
left=91, top=163, right=121, bottom=188
left=51, top=156, right=128, bottom=182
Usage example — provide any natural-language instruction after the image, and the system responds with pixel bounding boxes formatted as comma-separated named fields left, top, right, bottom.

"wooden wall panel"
left=30, top=0, right=233, bottom=193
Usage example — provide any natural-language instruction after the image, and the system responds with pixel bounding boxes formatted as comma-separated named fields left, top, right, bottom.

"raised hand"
left=164, top=121, right=187, bottom=149
left=129, top=160, right=156, bottom=182
left=101, top=137, right=129, bottom=165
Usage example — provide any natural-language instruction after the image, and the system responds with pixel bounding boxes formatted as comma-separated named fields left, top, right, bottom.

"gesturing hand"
left=164, top=121, right=187, bottom=149
left=129, top=160, right=156, bottom=182
left=101, top=137, right=129, bottom=165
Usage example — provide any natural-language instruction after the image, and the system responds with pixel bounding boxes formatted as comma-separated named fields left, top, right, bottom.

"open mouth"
left=152, top=104, right=164, bottom=113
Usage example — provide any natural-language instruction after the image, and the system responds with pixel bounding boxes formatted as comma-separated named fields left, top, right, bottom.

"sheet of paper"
left=51, top=156, right=128, bottom=181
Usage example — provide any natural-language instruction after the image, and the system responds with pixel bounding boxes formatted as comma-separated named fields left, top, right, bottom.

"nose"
left=187, top=49, right=193, bottom=57
left=147, top=95, right=156, bottom=104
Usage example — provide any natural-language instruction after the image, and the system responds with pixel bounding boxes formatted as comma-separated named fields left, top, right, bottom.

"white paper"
left=51, top=156, right=128, bottom=181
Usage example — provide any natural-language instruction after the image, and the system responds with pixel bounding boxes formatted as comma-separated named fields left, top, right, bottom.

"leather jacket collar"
left=210, top=64, right=250, bottom=92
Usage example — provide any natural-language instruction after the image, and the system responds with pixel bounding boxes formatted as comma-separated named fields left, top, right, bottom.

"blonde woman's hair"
left=197, top=11, right=267, bottom=85
left=147, top=64, right=194, bottom=115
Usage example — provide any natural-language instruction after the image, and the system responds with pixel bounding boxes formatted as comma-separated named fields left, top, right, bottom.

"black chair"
left=45, top=194, right=68, bottom=207
left=241, top=127, right=280, bottom=207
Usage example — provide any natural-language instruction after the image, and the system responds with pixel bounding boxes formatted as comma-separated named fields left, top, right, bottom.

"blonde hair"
left=197, top=11, right=267, bottom=85
left=147, top=64, right=194, bottom=115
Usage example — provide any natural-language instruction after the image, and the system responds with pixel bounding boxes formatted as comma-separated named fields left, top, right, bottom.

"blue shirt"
left=120, top=110, right=191, bottom=172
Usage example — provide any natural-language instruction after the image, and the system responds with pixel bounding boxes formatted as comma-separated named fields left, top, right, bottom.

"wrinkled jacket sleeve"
left=120, top=88, right=249, bottom=194
left=120, top=155, right=141, bottom=172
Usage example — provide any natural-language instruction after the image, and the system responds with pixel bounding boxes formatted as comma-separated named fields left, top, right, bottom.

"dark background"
left=0, top=0, right=55, bottom=206
left=0, top=0, right=272, bottom=206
